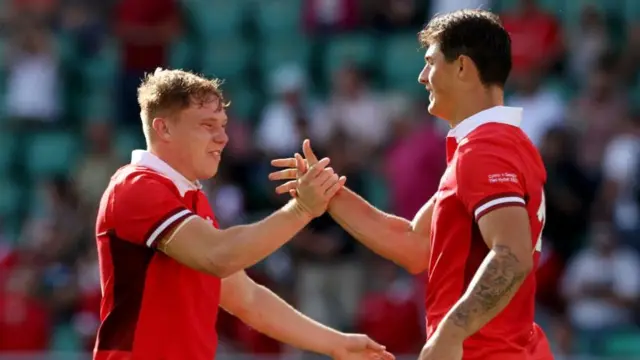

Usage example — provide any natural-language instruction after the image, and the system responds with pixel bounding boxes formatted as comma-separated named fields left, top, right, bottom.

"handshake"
left=269, top=139, right=345, bottom=219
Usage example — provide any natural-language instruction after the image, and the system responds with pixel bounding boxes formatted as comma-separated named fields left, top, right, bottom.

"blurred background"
left=0, top=0, right=640, bottom=359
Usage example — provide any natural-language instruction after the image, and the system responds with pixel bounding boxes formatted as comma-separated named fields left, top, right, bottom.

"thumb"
left=302, top=139, right=319, bottom=165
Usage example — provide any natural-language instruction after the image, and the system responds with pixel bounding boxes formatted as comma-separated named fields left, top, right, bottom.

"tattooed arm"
left=436, top=206, right=534, bottom=342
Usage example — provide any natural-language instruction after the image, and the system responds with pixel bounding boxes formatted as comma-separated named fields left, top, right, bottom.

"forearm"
left=235, top=284, right=344, bottom=356
left=439, top=245, right=531, bottom=340
left=214, top=200, right=311, bottom=276
left=328, top=187, right=428, bottom=272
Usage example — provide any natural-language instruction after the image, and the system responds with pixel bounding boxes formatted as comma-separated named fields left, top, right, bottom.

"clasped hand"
left=273, top=139, right=345, bottom=218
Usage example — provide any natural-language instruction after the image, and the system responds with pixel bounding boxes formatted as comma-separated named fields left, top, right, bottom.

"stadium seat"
left=169, top=37, right=195, bottom=70
left=226, top=84, right=261, bottom=121
left=82, top=39, right=120, bottom=91
left=115, top=128, right=145, bottom=161
left=183, top=0, right=247, bottom=37
left=254, top=0, right=303, bottom=35
left=382, top=34, right=425, bottom=94
left=0, top=131, right=15, bottom=175
left=0, top=176, right=19, bottom=219
left=602, top=330, right=640, bottom=356
left=24, top=132, right=79, bottom=177
left=323, top=34, right=377, bottom=78
left=201, top=39, right=251, bottom=82
left=260, top=36, right=312, bottom=78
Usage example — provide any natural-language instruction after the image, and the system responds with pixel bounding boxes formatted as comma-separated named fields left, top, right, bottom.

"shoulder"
left=110, top=165, right=181, bottom=200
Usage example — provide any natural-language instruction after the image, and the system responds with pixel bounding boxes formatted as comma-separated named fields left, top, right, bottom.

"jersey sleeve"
left=456, top=145, right=526, bottom=221
left=113, top=175, right=196, bottom=249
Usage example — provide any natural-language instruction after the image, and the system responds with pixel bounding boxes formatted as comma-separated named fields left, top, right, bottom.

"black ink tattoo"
left=449, top=245, right=528, bottom=333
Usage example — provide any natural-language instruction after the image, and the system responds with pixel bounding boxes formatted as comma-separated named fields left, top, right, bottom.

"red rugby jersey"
left=94, top=150, right=221, bottom=360
left=426, top=106, right=553, bottom=360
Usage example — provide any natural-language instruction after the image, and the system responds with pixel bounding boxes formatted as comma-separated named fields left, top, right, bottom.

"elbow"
left=404, top=251, right=430, bottom=275
left=204, top=253, right=241, bottom=278
left=405, top=259, right=429, bottom=275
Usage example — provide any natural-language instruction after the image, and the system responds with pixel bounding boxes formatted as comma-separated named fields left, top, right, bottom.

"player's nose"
left=418, top=65, right=429, bottom=86
left=213, top=129, right=229, bottom=146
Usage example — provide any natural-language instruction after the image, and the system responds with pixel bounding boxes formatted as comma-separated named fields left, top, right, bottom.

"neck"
left=147, top=144, right=198, bottom=182
left=449, top=86, right=504, bottom=128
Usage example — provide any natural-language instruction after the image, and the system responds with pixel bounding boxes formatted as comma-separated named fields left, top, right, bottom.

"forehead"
left=425, top=43, right=443, bottom=59
left=180, top=99, right=226, bottom=121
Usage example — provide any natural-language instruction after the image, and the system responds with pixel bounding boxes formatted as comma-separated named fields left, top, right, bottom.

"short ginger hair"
left=137, top=68, right=228, bottom=138
left=418, top=9, right=512, bottom=88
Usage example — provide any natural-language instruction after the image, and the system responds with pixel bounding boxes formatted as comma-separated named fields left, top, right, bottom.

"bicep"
left=477, top=206, right=533, bottom=268
left=158, top=216, right=229, bottom=276
left=410, top=195, right=435, bottom=238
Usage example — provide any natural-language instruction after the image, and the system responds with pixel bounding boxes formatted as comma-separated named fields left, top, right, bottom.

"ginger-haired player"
left=93, top=68, right=394, bottom=360
left=270, top=9, right=554, bottom=360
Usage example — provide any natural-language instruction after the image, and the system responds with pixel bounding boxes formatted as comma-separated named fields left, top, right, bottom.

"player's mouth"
left=209, top=150, right=222, bottom=160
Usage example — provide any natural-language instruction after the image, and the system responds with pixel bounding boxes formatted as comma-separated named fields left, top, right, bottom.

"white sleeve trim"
left=474, top=196, right=525, bottom=219
left=146, top=209, right=193, bottom=247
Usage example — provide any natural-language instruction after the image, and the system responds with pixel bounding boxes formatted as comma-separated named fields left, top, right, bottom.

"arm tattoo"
left=448, top=245, right=528, bottom=335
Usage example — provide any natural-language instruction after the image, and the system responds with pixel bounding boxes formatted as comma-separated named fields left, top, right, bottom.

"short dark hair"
left=419, top=9, right=512, bottom=87
left=137, top=68, right=228, bottom=136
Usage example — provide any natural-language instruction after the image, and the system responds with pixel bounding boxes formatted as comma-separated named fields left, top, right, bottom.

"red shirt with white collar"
left=426, top=106, right=552, bottom=360
left=94, top=150, right=221, bottom=360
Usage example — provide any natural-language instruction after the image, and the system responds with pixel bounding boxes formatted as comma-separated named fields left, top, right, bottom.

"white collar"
left=447, top=106, right=523, bottom=142
left=131, top=150, right=202, bottom=196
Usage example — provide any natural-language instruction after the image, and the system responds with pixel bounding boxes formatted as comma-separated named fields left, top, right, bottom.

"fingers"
left=274, top=180, right=298, bottom=195
left=268, top=168, right=298, bottom=181
left=365, top=338, right=386, bottom=352
left=301, top=157, right=330, bottom=181
left=381, top=350, right=395, bottom=360
left=294, top=153, right=307, bottom=177
left=302, top=139, right=319, bottom=165
left=270, top=158, right=296, bottom=168
left=325, top=176, right=346, bottom=197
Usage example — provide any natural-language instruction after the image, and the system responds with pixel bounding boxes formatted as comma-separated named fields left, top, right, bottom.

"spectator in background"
left=256, top=64, right=319, bottom=157
left=598, top=112, right=640, bottom=250
left=569, top=58, right=628, bottom=174
left=540, top=126, right=595, bottom=261
left=383, top=95, right=445, bottom=220
left=506, top=67, right=566, bottom=147
left=0, top=262, right=52, bottom=352
left=292, top=137, right=366, bottom=333
left=303, top=0, right=359, bottom=33
left=74, top=122, right=122, bottom=216
left=4, top=21, right=61, bottom=127
left=366, top=0, right=428, bottom=32
left=561, top=223, right=640, bottom=340
left=316, top=64, right=391, bottom=164
left=114, top=0, right=181, bottom=126
left=501, top=0, right=563, bottom=78
left=566, top=5, right=610, bottom=86
left=355, top=259, right=423, bottom=355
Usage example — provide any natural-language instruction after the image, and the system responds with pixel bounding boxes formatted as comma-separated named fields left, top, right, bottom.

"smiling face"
left=154, top=98, right=229, bottom=180
left=418, top=43, right=460, bottom=121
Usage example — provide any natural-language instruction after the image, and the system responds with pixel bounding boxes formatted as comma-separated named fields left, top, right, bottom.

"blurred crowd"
left=1, top=0, right=640, bottom=359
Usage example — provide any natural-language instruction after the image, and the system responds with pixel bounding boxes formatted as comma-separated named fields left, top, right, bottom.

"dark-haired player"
left=270, top=9, right=553, bottom=360
left=93, top=68, right=394, bottom=360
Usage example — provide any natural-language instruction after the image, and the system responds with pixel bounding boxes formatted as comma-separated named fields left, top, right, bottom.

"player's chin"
left=198, top=161, right=220, bottom=179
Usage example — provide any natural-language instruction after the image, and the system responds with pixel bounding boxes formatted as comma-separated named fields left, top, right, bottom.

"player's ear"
left=457, top=55, right=477, bottom=83
left=152, top=117, right=172, bottom=141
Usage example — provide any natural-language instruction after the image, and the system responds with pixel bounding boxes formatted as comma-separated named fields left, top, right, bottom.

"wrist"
left=283, top=199, right=314, bottom=222
left=326, top=332, right=350, bottom=358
